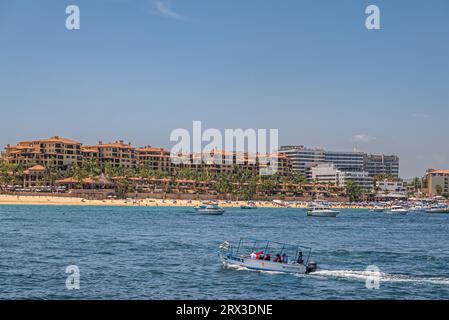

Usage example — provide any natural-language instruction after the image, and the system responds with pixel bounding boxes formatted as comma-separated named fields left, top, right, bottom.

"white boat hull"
left=387, top=210, right=408, bottom=215
left=197, top=208, right=225, bottom=215
left=307, top=210, right=339, bottom=217
left=219, top=253, right=308, bottom=274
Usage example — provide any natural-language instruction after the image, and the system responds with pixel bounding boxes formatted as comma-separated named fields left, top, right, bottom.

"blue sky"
left=0, top=0, right=448, bottom=178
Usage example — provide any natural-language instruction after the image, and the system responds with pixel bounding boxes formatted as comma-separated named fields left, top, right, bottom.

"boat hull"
left=386, top=211, right=408, bottom=215
left=427, top=209, right=449, bottom=214
left=197, top=209, right=224, bottom=215
left=307, top=210, right=339, bottom=217
left=219, top=253, right=308, bottom=274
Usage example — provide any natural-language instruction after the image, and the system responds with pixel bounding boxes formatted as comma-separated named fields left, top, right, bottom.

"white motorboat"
left=370, top=206, right=385, bottom=213
left=240, top=202, right=258, bottom=209
left=426, top=204, right=449, bottom=214
left=218, top=238, right=317, bottom=274
left=307, top=205, right=340, bottom=217
left=387, top=205, right=408, bottom=215
left=195, top=203, right=225, bottom=215
left=409, top=205, right=429, bottom=213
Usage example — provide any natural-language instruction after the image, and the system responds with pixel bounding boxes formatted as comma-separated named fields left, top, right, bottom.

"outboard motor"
left=305, top=261, right=317, bottom=274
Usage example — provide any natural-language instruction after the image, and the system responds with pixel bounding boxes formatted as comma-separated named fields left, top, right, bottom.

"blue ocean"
left=1, top=205, right=449, bottom=299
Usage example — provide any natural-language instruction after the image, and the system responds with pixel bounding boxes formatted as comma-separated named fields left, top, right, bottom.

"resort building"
left=84, top=141, right=137, bottom=168
left=324, top=150, right=365, bottom=173
left=22, top=165, right=47, bottom=188
left=3, top=136, right=82, bottom=171
left=424, top=169, right=449, bottom=196
left=310, top=163, right=373, bottom=191
left=375, top=180, right=406, bottom=195
left=171, top=150, right=292, bottom=177
left=280, top=145, right=400, bottom=179
left=364, top=154, right=400, bottom=177
left=136, top=147, right=172, bottom=173
left=278, top=146, right=325, bottom=176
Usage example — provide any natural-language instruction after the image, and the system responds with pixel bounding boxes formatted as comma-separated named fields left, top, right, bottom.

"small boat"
left=409, top=205, right=429, bottom=213
left=426, top=204, right=449, bottom=214
left=218, top=238, right=317, bottom=274
left=387, top=205, right=408, bottom=215
left=370, top=206, right=385, bottom=213
left=195, top=203, right=225, bottom=215
left=307, top=205, right=340, bottom=217
left=241, top=202, right=258, bottom=209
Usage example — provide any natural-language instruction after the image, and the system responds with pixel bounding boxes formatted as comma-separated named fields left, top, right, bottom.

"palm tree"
left=44, top=160, right=60, bottom=187
left=345, top=181, right=363, bottom=202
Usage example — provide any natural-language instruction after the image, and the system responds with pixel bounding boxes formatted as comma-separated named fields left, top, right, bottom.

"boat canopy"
left=226, top=237, right=313, bottom=265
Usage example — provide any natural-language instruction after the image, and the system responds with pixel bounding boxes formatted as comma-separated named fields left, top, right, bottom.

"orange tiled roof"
left=136, top=147, right=170, bottom=153
left=27, top=165, right=46, bottom=171
left=428, top=169, right=449, bottom=175
left=35, top=136, right=81, bottom=145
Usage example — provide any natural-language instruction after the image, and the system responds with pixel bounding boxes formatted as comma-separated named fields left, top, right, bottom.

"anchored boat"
left=195, top=203, right=225, bottom=215
left=241, top=202, right=258, bottom=209
left=307, top=205, right=340, bottom=217
left=426, top=204, right=449, bottom=214
left=218, top=238, right=317, bottom=274
left=387, top=205, right=408, bottom=215
left=370, top=205, right=385, bottom=213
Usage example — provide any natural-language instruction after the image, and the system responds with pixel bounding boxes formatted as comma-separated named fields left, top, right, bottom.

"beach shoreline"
left=0, top=194, right=372, bottom=209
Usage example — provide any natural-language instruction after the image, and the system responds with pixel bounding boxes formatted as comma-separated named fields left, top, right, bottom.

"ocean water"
left=1, top=205, right=449, bottom=300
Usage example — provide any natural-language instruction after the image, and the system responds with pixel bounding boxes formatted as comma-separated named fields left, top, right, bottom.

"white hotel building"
left=279, top=145, right=398, bottom=190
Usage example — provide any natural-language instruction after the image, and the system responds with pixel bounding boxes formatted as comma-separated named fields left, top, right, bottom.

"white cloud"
left=411, top=113, right=431, bottom=119
left=352, top=134, right=376, bottom=143
left=152, top=1, right=187, bottom=21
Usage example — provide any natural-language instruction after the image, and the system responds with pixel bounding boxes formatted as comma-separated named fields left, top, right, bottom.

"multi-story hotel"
left=171, top=150, right=292, bottom=177
left=83, top=141, right=137, bottom=168
left=364, top=154, right=400, bottom=178
left=136, top=147, right=172, bottom=173
left=278, top=146, right=325, bottom=176
left=280, top=145, right=400, bottom=179
left=3, top=136, right=82, bottom=171
left=424, top=169, right=449, bottom=196
left=324, top=150, right=365, bottom=173
left=1, top=137, right=291, bottom=178
left=310, top=163, right=373, bottom=191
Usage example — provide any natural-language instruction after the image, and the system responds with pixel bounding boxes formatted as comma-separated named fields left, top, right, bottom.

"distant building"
left=280, top=145, right=399, bottom=180
left=364, top=154, right=399, bottom=177
left=1, top=137, right=292, bottom=177
left=3, top=136, right=82, bottom=171
left=136, top=147, right=171, bottom=173
left=375, top=179, right=406, bottom=195
left=278, top=146, right=325, bottom=176
left=83, top=141, right=137, bottom=168
left=424, top=169, right=449, bottom=196
left=324, top=150, right=365, bottom=173
left=310, top=163, right=373, bottom=191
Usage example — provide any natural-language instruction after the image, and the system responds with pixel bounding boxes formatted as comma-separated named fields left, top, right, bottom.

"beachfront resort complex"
left=0, top=136, right=446, bottom=201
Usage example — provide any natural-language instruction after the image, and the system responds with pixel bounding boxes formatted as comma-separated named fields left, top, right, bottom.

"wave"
left=308, top=269, right=449, bottom=286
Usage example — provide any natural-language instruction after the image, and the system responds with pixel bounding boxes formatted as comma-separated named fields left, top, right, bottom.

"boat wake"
left=308, top=269, right=449, bottom=286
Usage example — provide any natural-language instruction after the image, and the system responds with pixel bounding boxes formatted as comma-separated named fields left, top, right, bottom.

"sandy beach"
left=0, top=194, right=371, bottom=209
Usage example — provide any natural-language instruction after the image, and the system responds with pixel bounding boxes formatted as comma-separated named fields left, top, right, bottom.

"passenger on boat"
left=297, top=251, right=304, bottom=264
left=250, top=252, right=257, bottom=259
left=264, top=254, right=271, bottom=261
left=255, top=251, right=264, bottom=260
left=281, top=254, right=288, bottom=263
left=273, top=254, right=282, bottom=263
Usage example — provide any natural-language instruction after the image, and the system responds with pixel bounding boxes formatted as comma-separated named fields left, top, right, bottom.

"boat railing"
left=231, top=237, right=313, bottom=266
